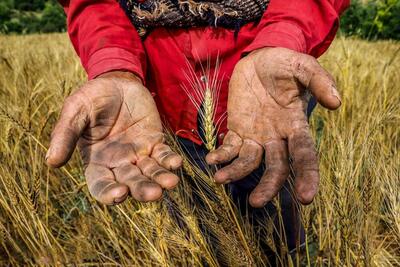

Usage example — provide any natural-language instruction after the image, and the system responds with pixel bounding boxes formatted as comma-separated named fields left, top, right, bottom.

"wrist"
left=242, top=22, right=307, bottom=56
left=96, top=71, right=143, bottom=84
left=247, top=46, right=273, bottom=57
left=86, top=47, right=146, bottom=81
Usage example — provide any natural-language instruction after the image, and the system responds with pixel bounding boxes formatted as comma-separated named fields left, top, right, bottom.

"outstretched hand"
left=206, top=47, right=341, bottom=208
left=46, top=71, right=182, bottom=205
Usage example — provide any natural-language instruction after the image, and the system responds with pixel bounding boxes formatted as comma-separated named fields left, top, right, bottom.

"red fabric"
left=60, top=0, right=146, bottom=80
left=61, top=0, right=350, bottom=144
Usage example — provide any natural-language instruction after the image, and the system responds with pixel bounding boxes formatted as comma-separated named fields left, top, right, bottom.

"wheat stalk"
left=181, top=57, right=223, bottom=151
left=0, top=34, right=400, bottom=265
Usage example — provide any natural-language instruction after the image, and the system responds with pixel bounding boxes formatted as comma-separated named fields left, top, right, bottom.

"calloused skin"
left=47, top=47, right=341, bottom=207
left=206, top=47, right=341, bottom=207
left=46, top=72, right=182, bottom=205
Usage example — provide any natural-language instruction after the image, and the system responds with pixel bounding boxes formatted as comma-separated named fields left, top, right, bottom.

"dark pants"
left=178, top=138, right=304, bottom=257
left=176, top=98, right=316, bottom=258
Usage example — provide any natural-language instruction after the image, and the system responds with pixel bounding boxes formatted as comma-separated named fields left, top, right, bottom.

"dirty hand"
left=206, top=47, right=341, bottom=207
left=46, top=71, right=182, bottom=205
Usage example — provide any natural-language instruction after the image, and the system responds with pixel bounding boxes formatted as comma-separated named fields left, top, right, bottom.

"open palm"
left=207, top=47, right=341, bottom=207
left=46, top=72, right=182, bottom=205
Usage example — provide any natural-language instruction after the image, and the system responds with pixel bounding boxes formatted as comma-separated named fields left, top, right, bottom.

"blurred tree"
left=0, top=0, right=65, bottom=34
left=0, top=0, right=13, bottom=23
left=340, top=0, right=400, bottom=40
left=41, top=2, right=66, bottom=32
left=340, top=0, right=372, bottom=37
left=14, top=0, right=46, bottom=11
left=373, top=0, right=400, bottom=39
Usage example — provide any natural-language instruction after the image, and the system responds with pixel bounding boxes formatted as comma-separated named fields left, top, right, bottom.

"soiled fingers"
left=248, top=128, right=319, bottom=207
left=84, top=140, right=181, bottom=205
left=205, top=131, right=243, bottom=164
left=85, top=163, right=129, bottom=205
left=85, top=159, right=178, bottom=204
left=293, top=54, right=341, bottom=110
left=137, top=157, right=180, bottom=189
left=151, top=143, right=182, bottom=170
left=213, top=139, right=263, bottom=184
left=249, top=140, right=290, bottom=208
left=206, top=131, right=263, bottom=184
left=113, top=164, right=162, bottom=202
left=288, top=128, right=319, bottom=205
left=46, top=94, right=88, bottom=168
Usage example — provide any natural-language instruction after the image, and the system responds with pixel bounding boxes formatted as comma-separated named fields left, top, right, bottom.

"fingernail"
left=114, top=193, right=128, bottom=204
left=45, top=148, right=51, bottom=160
left=333, top=94, right=342, bottom=105
left=330, top=86, right=342, bottom=104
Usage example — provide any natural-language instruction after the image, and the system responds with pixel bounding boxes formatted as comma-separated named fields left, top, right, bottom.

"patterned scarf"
left=119, top=0, right=270, bottom=37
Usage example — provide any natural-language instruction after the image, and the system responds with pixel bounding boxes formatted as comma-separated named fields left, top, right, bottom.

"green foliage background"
left=0, top=0, right=66, bottom=34
left=341, top=0, right=400, bottom=40
left=0, top=0, right=399, bottom=40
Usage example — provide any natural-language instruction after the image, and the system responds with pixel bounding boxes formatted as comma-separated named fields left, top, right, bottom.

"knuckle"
left=268, top=163, right=289, bottom=174
left=63, top=94, right=85, bottom=114
left=295, top=146, right=317, bottom=158
left=158, top=151, right=175, bottom=161
left=292, top=53, right=318, bottom=76
left=151, top=168, right=169, bottom=178
left=63, top=95, right=76, bottom=108
left=291, top=54, right=305, bottom=72
left=259, top=176, right=279, bottom=190
left=301, top=53, right=317, bottom=65
left=239, top=156, right=260, bottom=169
left=116, top=164, right=141, bottom=179
left=235, top=57, right=249, bottom=69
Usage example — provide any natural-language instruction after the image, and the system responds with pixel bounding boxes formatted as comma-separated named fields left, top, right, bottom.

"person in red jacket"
left=47, top=0, right=349, bottom=255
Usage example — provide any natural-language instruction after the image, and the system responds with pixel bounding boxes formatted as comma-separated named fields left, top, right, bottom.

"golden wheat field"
left=0, top=33, right=399, bottom=266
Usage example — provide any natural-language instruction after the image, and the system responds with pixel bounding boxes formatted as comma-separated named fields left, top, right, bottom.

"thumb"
left=46, top=95, right=89, bottom=168
left=294, top=54, right=341, bottom=110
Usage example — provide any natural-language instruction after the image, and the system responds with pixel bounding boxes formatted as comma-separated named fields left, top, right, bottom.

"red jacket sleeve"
left=244, top=0, right=350, bottom=58
left=59, top=0, right=146, bottom=80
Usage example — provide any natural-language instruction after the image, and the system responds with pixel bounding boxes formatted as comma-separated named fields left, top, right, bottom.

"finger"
left=151, top=143, right=182, bottom=170
left=46, top=95, right=88, bottom=168
left=114, top=164, right=162, bottom=202
left=214, top=139, right=263, bottom=184
left=293, top=55, right=341, bottom=110
left=85, top=163, right=129, bottom=205
left=133, top=132, right=164, bottom=157
left=288, top=128, right=319, bottom=205
left=249, top=140, right=290, bottom=208
left=137, top=157, right=180, bottom=189
left=205, top=131, right=243, bottom=165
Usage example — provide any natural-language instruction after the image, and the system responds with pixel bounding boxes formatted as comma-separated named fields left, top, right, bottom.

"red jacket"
left=60, top=0, right=349, bottom=145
